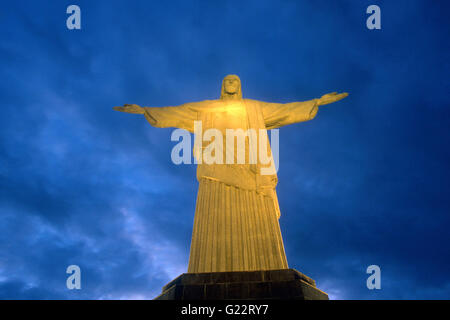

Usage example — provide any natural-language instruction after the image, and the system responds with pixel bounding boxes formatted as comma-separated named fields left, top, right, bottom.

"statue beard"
left=223, top=91, right=239, bottom=99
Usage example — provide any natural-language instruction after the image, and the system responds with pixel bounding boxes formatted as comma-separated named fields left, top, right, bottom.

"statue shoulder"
left=188, top=99, right=222, bottom=110
left=190, top=99, right=220, bottom=107
left=243, top=98, right=263, bottom=107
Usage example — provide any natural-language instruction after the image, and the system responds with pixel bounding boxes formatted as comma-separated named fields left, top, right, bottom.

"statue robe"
left=144, top=98, right=319, bottom=272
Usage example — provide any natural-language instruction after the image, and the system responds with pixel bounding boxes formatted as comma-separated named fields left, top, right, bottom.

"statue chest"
left=206, top=102, right=248, bottom=131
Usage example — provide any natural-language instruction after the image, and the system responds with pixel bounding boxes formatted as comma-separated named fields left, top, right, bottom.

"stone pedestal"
left=155, top=269, right=328, bottom=300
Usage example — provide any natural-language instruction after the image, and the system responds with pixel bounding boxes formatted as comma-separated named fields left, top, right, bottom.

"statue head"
left=220, top=74, right=242, bottom=100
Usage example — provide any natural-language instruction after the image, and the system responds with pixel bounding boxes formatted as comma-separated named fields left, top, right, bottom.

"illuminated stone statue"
left=114, top=75, right=347, bottom=274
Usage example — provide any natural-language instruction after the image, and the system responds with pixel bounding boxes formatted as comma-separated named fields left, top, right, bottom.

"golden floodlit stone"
left=113, top=75, right=348, bottom=274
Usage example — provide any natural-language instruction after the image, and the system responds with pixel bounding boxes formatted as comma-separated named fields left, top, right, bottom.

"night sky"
left=0, top=0, right=449, bottom=299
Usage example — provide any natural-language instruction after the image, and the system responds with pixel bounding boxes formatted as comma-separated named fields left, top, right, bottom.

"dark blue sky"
left=0, top=0, right=449, bottom=299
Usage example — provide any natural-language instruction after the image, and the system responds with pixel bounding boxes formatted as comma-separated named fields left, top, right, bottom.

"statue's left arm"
left=260, top=92, right=348, bottom=129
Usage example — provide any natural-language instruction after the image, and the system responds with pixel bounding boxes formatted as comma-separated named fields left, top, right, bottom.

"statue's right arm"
left=113, top=104, right=145, bottom=114
left=113, top=102, right=201, bottom=133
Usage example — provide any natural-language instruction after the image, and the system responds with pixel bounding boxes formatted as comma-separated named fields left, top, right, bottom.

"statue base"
left=154, top=269, right=328, bottom=300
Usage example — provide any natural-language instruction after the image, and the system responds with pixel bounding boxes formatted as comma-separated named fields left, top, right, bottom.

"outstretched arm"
left=113, top=103, right=199, bottom=133
left=113, top=104, right=144, bottom=114
left=317, top=92, right=348, bottom=106
left=260, top=92, right=348, bottom=129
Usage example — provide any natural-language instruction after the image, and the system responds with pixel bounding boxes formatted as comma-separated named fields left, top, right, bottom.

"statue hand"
left=317, top=92, right=348, bottom=106
left=113, top=104, right=144, bottom=114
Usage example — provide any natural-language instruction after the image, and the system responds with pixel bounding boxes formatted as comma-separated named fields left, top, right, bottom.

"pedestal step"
left=155, top=269, right=328, bottom=300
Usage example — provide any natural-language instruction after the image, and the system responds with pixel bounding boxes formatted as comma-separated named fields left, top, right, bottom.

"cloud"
left=0, top=0, right=449, bottom=299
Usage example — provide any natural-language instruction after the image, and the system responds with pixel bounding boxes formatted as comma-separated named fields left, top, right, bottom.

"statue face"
left=223, top=77, right=239, bottom=95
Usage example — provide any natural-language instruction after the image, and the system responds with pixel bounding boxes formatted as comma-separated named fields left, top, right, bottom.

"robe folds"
left=143, top=98, right=319, bottom=272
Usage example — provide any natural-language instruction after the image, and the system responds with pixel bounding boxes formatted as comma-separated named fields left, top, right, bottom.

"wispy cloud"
left=0, top=0, right=449, bottom=299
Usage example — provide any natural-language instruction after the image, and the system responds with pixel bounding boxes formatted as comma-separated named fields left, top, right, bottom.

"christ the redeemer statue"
left=114, top=75, right=347, bottom=274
